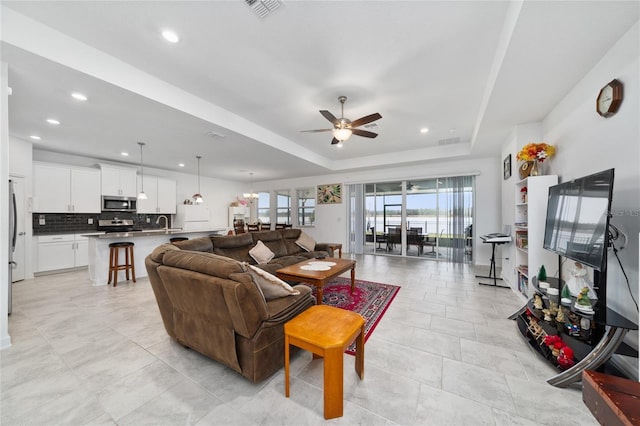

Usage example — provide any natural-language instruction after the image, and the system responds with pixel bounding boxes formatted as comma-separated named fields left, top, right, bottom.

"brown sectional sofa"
left=145, top=228, right=333, bottom=382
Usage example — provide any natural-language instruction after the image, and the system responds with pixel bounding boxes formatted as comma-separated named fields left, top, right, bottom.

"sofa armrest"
left=314, top=242, right=334, bottom=257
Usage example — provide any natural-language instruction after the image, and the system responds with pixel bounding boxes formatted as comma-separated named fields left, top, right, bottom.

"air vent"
left=245, top=0, right=282, bottom=18
left=205, top=131, right=225, bottom=139
left=438, top=137, right=460, bottom=145
left=363, top=122, right=379, bottom=130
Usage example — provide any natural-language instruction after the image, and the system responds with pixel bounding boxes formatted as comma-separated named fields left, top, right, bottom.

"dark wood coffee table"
left=276, top=258, right=356, bottom=305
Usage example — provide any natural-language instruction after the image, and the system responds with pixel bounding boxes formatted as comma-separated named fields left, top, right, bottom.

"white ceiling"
left=2, top=1, right=638, bottom=182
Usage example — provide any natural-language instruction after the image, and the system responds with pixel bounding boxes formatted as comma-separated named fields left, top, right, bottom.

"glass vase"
left=530, top=160, right=541, bottom=176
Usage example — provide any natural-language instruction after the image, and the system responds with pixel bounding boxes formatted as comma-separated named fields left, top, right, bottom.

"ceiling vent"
left=363, top=122, right=379, bottom=131
left=205, top=131, right=225, bottom=139
left=438, top=137, right=460, bottom=145
left=245, top=0, right=282, bottom=18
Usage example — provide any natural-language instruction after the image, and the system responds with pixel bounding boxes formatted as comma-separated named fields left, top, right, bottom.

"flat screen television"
left=543, top=168, right=614, bottom=272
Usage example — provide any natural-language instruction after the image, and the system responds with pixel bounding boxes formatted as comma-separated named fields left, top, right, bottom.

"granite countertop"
left=81, top=228, right=227, bottom=239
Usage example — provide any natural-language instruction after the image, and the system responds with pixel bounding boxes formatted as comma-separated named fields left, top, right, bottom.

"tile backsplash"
left=33, top=212, right=172, bottom=235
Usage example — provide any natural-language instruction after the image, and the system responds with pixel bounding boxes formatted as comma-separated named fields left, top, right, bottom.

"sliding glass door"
left=355, top=175, right=474, bottom=263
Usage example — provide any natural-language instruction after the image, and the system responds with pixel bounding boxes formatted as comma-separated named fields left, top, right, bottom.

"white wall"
left=257, top=156, right=502, bottom=266
left=501, top=122, right=543, bottom=288
left=501, top=21, right=639, bottom=377
left=1, top=62, right=11, bottom=349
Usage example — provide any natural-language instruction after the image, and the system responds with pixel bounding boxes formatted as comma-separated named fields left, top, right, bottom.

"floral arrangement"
left=230, top=196, right=248, bottom=207
left=517, top=142, right=556, bottom=162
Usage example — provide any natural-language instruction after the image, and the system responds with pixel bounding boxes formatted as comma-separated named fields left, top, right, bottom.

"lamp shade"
left=333, top=127, right=352, bottom=142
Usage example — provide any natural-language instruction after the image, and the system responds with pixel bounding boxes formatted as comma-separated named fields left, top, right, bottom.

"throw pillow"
left=245, top=264, right=300, bottom=300
left=249, top=240, right=275, bottom=264
left=295, top=231, right=316, bottom=252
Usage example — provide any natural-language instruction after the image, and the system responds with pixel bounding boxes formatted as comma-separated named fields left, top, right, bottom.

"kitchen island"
left=82, top=228, right=226, bottom=285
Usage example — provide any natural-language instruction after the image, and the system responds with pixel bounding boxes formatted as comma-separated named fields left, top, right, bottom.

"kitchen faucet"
left=156, top=215, right=169, bottom=231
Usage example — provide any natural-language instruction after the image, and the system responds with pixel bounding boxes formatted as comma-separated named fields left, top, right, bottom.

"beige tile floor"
left=2, top=254, right=598, bottom=425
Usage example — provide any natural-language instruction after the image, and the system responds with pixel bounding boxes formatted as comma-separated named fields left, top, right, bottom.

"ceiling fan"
left=301, top=96, right=382, bottom=145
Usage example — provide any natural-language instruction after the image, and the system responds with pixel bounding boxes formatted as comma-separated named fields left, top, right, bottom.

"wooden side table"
left=284, top=305, right=364, bottom=419
left=327, top=243, right=342, bottom=258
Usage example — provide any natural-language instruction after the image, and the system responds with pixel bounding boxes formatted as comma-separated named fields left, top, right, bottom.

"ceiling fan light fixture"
left=333, top=128, right=352, bottom=142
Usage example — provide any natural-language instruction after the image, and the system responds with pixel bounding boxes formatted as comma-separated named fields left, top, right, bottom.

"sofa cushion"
left=244, top=263, right=300, bottom=300
left=295, top=231, right=316, bottom=252
left=211, top=232, right=255, bottom=263
left=251, top=230, right=288, bottom=258
left=149, top=243, right=180, bottom=263
left=280, top=228, right=305, bottom=256
left=171, top=237, right=213, bottom=253
left=162, top=250, right=245, bottom=279
left=249, top=240, right=275, bottom=264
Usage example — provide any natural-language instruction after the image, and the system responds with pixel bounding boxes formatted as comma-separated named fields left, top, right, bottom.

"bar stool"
left=170, top=237, right=188, bottom=243
left=108, top=242, right=136, bottom=287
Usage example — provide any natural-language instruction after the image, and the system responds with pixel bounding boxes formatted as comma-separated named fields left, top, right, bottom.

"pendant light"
left=137, top=142, right=148, bottom=200
left=243, top=172, right=259, bottom=204
left=192, top=155, right=204, bottom=204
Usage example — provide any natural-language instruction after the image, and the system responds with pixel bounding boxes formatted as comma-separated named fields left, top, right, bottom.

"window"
left=257, top=192, right=270, bottom=224
left=275, top=190, right=291, bottom=225
left=297, top=188, right=315, bottom=226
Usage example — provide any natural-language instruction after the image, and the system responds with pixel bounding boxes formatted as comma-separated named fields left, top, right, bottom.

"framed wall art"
left=503, top=154, right=512, bottom=180
left=317, top=183, right=342, bottom=204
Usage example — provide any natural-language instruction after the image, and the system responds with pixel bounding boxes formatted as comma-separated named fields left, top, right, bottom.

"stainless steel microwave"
left=102, top=196, right=137, bottom=212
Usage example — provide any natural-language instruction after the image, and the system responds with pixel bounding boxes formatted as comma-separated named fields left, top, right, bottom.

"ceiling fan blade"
left=352, top=129, right=378, bottom=138
left=331, top=137, right=341, bottom=145
left=350, top=112, right=382, bottom=128
left=319, top=110, right=338, bottom=124
left=300, top=129, right=333, bottom=133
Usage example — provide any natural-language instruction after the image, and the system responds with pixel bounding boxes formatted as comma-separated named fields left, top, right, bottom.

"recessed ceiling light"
left=30, top=135, right=41, bottom=140
left=46, top=118, right=60, bottom=125
left=450, top=128, right=457, bottom=134
left=71, top=92, right=87, bottom=101
left=178, top=163, right=185, bottom=167
left=420, top=128, right=429, bottom=134
left=336, top=142, right=344, bottom=148
left=121, top=152, right=129, bottom=156
left=161, top=29, right=179, bottom=43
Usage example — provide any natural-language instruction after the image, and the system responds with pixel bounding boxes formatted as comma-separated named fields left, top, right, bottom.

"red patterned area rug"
left=303, top=277, right=400, bottom=355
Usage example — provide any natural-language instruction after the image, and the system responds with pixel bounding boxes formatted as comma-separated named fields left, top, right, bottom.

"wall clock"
left=596, top=79, right=623, bottom=118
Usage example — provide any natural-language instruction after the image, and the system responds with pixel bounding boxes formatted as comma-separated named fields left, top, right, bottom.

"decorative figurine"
left=537, top=265, right=550, bottom=289
left=556, top=307, right=565, bottom=323
left=533, top=294, right=544, bottom=309
left=574, top=287, right=595, bottom=314
left=557, top=346, right=575, bottom=369
left=565, top=262, right=597, bottom=300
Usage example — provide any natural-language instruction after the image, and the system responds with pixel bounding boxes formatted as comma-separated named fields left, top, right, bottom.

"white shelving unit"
left=514, top=175, right=558, bottom=298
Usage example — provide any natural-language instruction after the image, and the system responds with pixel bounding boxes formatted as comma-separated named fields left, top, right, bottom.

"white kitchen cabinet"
left=71, top=169, right=101, bottom=213
left=33, top=163, right=101, bottom=213
left=75, top=235, right=89, bottom=267
left=100, top=164, right=137, bottom=197
left=137, top=175, right=177, bottom=214
left=36, top=234, right=89, bottom=273
left=37, top=234, right=75, bottom=272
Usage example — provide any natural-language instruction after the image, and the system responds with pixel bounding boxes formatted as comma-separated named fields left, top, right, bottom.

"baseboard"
left=610, top=354, right=639, bottom=382
left=0, top=334, right=12, bottom=350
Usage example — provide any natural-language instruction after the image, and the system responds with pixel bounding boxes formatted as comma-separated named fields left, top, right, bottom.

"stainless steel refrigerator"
left=8, top=179, right=16, bottom=315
